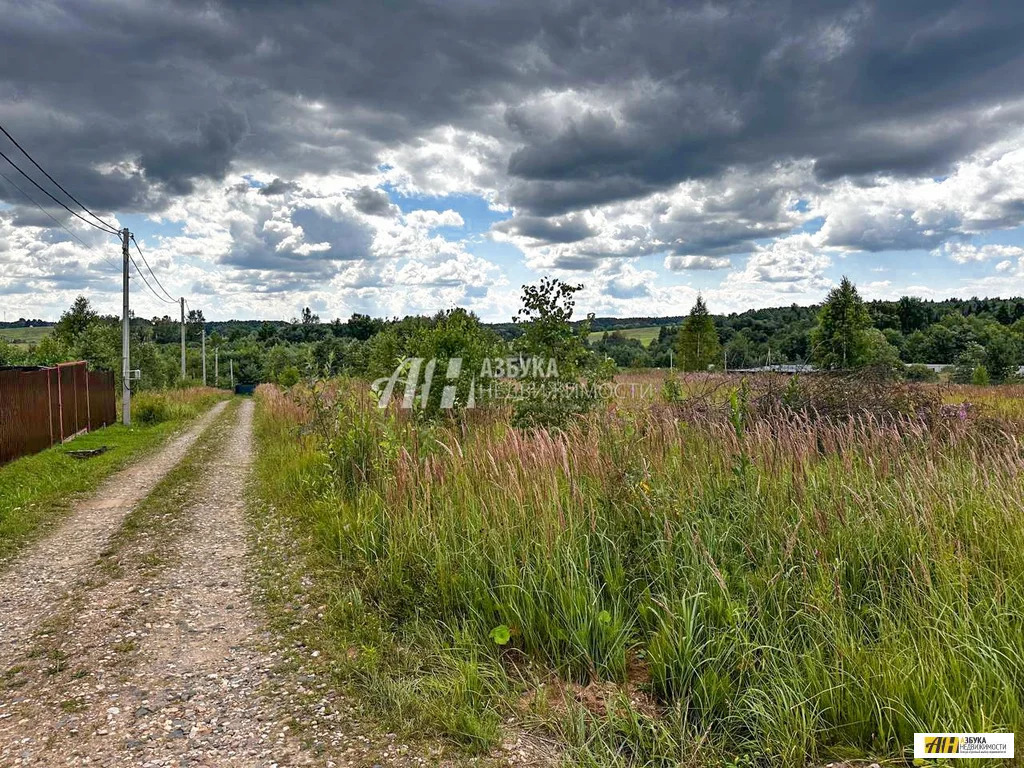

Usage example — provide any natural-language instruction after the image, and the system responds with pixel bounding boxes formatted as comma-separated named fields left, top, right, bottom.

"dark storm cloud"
left=4, top=205, right=73, bottom=230
left=348, top=187, right=397, bottom=216
left=258, top=178, right=299, bottom=197
left=2, top=0, right=1024, bottom=254
left=494, top=214, right=595, bottom=243
left=140, top=107, right=248, bottom=195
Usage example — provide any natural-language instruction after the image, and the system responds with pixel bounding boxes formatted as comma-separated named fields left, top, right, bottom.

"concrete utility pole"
left=214, top=347, right=219, bottom=388
left=201, top=324, right=207, bottom=386
left=121, top=228, right=132, bottom=426
left=229, top=359, right=234, bottom=389
left=180, top=297, right=186, bottom=380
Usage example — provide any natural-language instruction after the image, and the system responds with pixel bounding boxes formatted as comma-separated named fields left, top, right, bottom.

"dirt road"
left=0, top=399, right=379, bottom=767
left=0, top=400, right=228, bottom=673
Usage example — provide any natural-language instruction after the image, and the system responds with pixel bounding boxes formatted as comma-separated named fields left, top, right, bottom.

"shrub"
left=132, top=393, right=173, bottom=425
left=131, top=388, right=225, bottom=426
left=904, top=363, right=939, bottom=382
left=278, top=366, right=301, bottom=387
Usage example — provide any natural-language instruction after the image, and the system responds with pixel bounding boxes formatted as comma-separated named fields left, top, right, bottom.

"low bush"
left=904, top=363, right=939, bottom=382
left=130, top=387, right=226, bottom=425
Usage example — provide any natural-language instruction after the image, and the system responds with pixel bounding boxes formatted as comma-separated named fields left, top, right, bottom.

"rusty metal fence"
left=0, top=362, right=116, bottom=464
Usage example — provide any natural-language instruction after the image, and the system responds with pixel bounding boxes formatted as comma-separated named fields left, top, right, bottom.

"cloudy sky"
left=2, top=0, right=1024, bottom=323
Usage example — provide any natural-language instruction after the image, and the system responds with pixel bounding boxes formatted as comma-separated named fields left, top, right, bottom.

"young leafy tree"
left=862, top=328, right=904, bottom=378
left=676, top=295, right=721, bottom=371
left=186, top=308, right=206, bottom=342
left=0, top=338, right=21, bottom=366
left=982, top=327, right=1019, bottom=382
left=810, top=277, right=872, bottom=370
left=511, top=277, right=610, bottom=428
left=53, top=295, right=97, bottom=345
left=514, top=277, right=591, bottom=376
left=951, top=342, right=985, bottom=384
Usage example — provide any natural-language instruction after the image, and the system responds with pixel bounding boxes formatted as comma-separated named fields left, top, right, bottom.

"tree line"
left=3, top=279, right=1023, bottom=387
left=591, top=281, right=1024, bottom=381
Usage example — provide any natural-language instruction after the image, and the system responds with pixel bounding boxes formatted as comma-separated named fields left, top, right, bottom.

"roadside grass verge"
left=0, top=387, right=228, bottom=567
left=249, top=387, right=522, bottom=762
left=252, top=378, right=1024, bottom=768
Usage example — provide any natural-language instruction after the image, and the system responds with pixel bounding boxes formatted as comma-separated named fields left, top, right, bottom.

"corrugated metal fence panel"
left=87, top=370, right=116, bottom=427
left=0, top=363, right=116, bottom=465
left=0, top=368, right=53, bottom=464
left=47, top=368, right=61, bottom=442
left=58, top=364, right=78, bottom=439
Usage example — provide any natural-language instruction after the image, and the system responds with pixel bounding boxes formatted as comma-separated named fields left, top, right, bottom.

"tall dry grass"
left=254, top=376, right=1024, bottom=766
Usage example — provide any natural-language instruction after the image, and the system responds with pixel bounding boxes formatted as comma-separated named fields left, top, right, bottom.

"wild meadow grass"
left=0, top=386, right=227, bottom=565
left=253, top=376, right=1024, bottom=767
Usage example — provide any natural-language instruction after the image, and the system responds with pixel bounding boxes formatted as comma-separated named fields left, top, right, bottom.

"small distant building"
left=732, top=364, right=815, bottom=374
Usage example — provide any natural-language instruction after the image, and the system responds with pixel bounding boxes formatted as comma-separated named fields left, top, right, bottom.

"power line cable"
left=0, top=123, right=120, bottom=234
left=0, top=147, right=119, bottom=236
left=0, top=168, right=121, bottom=272
left=128, top=252, right=177, bottom=306
left=130, top=234, right=176, bottom=302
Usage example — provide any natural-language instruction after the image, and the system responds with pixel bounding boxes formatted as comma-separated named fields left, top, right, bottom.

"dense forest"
left=3, top=291, right=1023, bottom=386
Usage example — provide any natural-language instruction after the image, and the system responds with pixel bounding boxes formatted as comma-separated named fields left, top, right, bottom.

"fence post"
left=46, top=367, right=54, bottom=447
left=56, top=365, right=64, bottom=442
left=85, top=365, right=92, bottom=431
left=73, top=364, right=80, bottom=435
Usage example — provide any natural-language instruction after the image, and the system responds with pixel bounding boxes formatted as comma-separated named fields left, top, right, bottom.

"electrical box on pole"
left=121, top=228, right=132, bottom=426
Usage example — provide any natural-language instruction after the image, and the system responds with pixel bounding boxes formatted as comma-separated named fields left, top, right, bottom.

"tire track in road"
left=0, top=399, right=337, bottom=767
left=0, top=401, right=228, bottom=674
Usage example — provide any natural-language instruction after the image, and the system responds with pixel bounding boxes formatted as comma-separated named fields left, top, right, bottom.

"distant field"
left=588, top=324, right=662, bottom=346
left=0, top=327, right=51, bottom=344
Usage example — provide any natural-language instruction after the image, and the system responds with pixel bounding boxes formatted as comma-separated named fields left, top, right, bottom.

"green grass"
left=0, top=388, right=227, bottom=566
left=588, top=326, right=661, bottom=346
left=0, top=326, right=52, bottom=344
left=251, top=388, right=513, bottom=755
left=253, top=379, right=1024, bottom=768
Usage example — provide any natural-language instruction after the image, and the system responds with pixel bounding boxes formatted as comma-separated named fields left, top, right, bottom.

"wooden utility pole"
left=180, top=297, right=186, bottom=379
left=121, top=228, right=132, bottom=426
